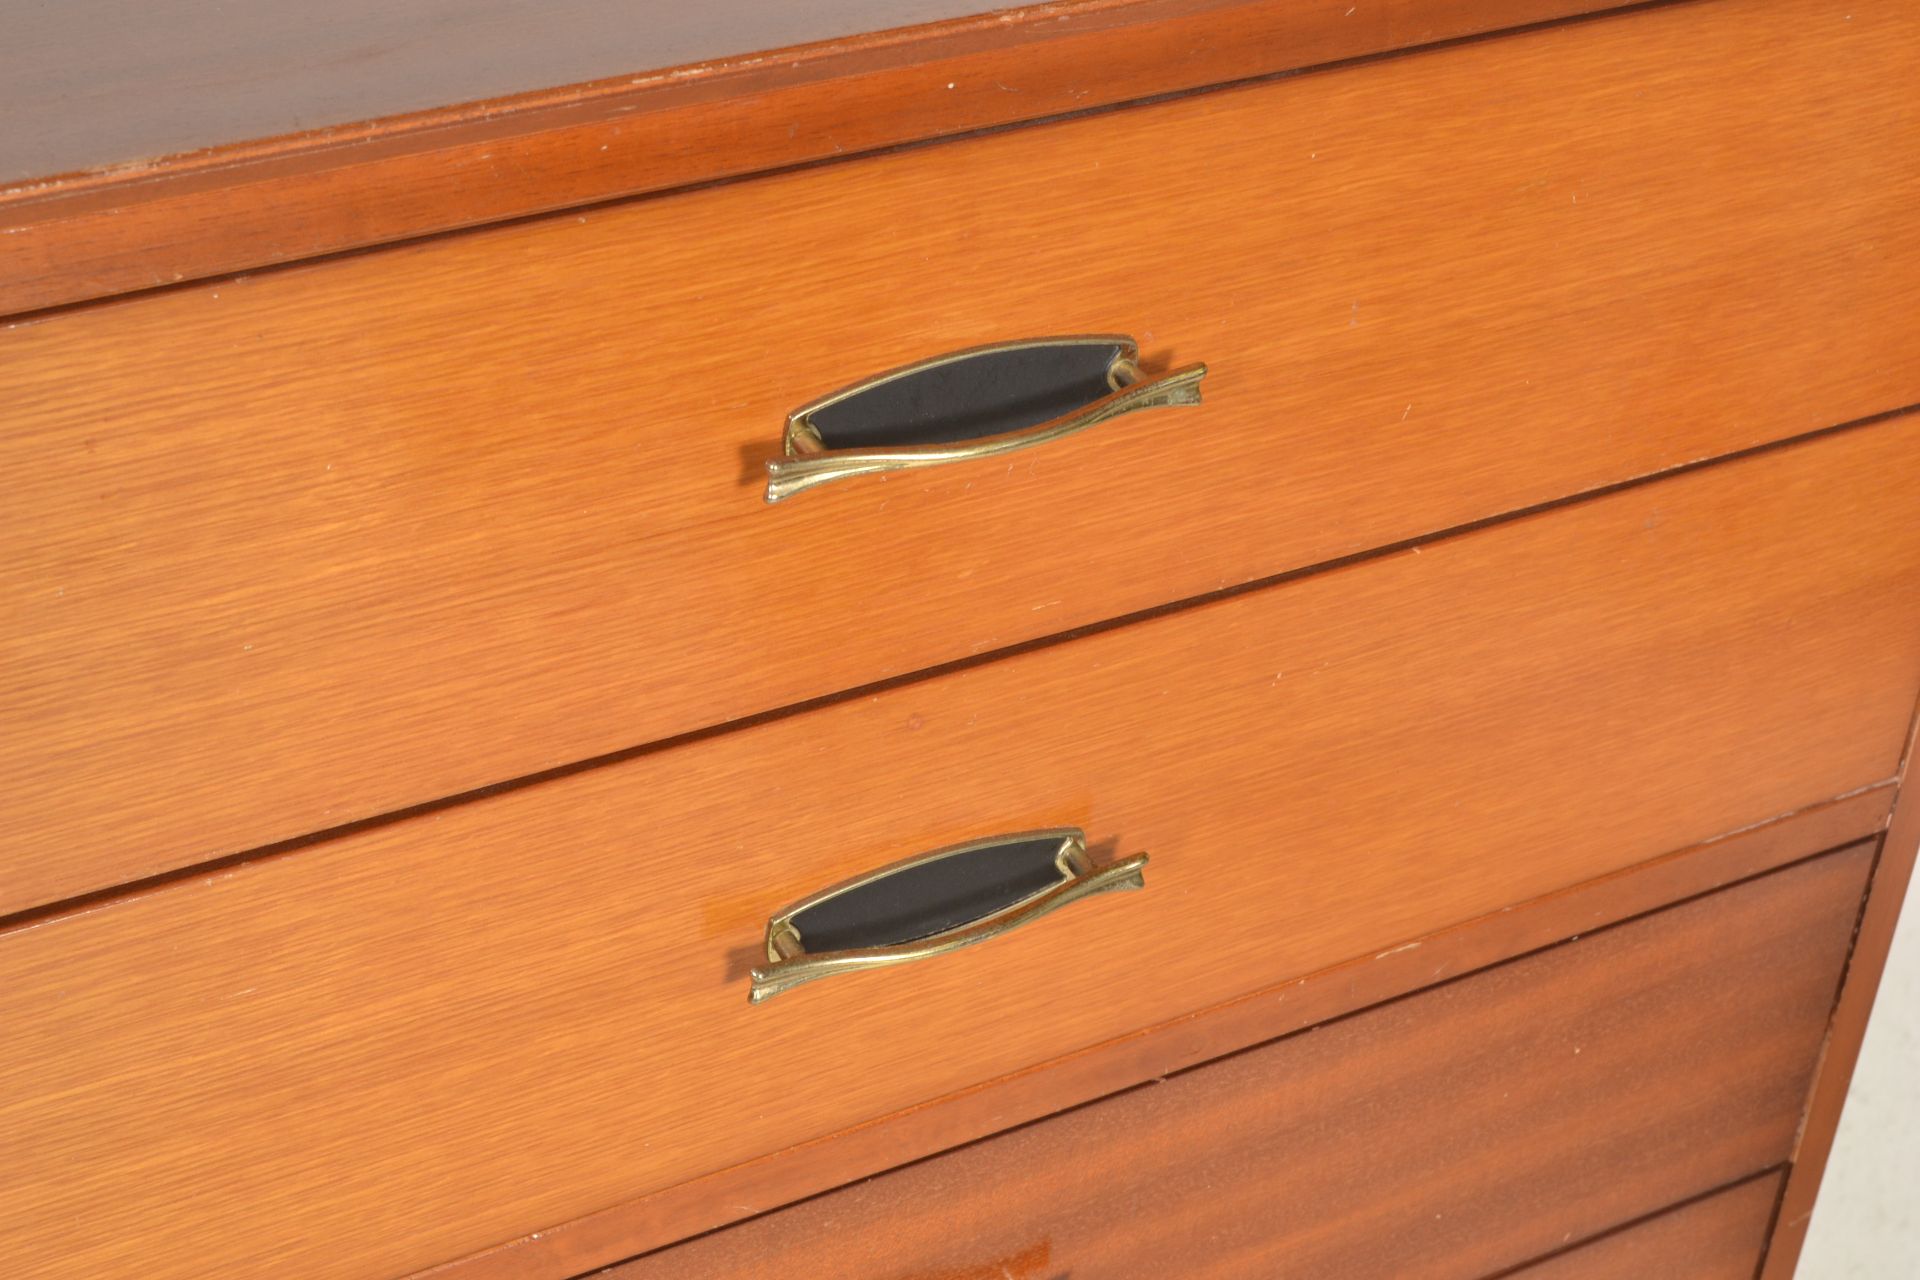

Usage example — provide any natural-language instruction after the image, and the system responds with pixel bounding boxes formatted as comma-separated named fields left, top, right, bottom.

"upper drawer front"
left=5, top=420, right=1918, bottom=1280
left=5, top=0, right=1917, bottom=913
left=607, top=849, right=1866, bottom=1280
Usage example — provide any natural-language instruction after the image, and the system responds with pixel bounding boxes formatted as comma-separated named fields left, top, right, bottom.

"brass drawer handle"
left=749, top=828, right=1148, bottom=1003
left=764, top=335, right=1207, bottom=503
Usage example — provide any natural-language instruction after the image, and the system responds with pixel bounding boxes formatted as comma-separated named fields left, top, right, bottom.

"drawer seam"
left=7, top=401, right=1913, bottom=936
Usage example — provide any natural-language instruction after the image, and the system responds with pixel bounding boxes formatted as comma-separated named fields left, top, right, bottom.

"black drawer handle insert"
left=749, top=827, right=1148, bottom=1003
left=764, top=335, right=1206, bottom=502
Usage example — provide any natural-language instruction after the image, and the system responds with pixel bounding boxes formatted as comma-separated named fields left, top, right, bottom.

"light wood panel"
left=7, top=0, right=1919, bottom=913
left=0, top=0, right=1653, bottom=314
left=1511, top=1174, right=1785, bottom=1280
left=4, top=421, right=1918, bottom=1279
left=604, top=852, right=1865, bottom=1280
left=418, top=800, right=1886, bottom=1280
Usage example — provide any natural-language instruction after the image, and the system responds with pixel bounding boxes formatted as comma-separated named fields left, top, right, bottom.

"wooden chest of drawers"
left=4, top=1, right=1915, bottom=1277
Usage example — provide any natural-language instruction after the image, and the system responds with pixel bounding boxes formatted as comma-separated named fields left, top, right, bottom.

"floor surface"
left=1798, top=884, right=1920, bottom=1277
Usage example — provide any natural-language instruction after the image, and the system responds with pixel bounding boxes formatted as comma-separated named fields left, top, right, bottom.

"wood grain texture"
left=1509, top=1173, right=1785, bottom=1280
left=415, top=796, right=1888, bottom=1280
left=7, top=0, right=1919, bottom=913
left=0, top=0, right=1033, bottom=183
left=1760, top=700, right=1920, bottom=1279
left=604, top=851, right=1868, bottom=1280
left=5, top=422, right=1919, bottom=1280
left=0, top=0, right=1654, bottom=314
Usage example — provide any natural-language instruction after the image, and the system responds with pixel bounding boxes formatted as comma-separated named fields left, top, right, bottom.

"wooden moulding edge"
left=0, top=0, right=1654, bottom=317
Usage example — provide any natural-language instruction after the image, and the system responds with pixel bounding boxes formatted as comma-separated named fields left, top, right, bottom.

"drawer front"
left=4, top=420, right=1917, bottom=1279
left=5, top=0, right=1917, bottom=912
left=606, top=850, right=1864, bottom=1280
left=1515, top=1176, right=1784, bottom=1280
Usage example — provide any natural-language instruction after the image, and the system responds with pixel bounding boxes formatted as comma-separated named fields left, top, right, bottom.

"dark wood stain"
left=1502, top=1173, right=1784, bottom=1279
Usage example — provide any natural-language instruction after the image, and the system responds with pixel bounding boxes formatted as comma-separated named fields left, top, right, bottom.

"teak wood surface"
left=5, top=422, right=1918, bottom=1280
left=419, top=797, right=1889, bottom=1280
left=7, top=0, right=1918, bottom=915
left=606, top=850, right=1867, bottom=1280
left=0, top=0, right=1651, bottom=314
left=1513, top=1173, right=1785, bottom=1280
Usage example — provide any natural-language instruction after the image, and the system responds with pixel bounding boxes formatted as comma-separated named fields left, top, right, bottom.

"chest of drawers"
left=4, top=2, right=1915, bottom=1277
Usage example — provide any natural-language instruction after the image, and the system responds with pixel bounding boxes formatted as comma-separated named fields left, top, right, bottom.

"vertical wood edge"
left=1758, top=694, right=1920, bottom=1279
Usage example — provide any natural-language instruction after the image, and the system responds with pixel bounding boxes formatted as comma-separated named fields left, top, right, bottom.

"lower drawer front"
left=610, top=849, right=1865, bottom=1280
left=1515, top=1175, right=1785, bottom=1280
